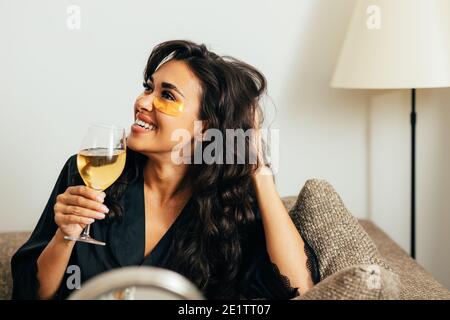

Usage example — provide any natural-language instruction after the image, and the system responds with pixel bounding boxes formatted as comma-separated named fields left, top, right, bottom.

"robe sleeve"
left=10, top=154, right=78, bottom=300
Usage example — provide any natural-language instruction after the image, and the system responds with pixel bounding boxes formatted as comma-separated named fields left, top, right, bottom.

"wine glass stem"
left=81, top=224, right=91, bottom=238
left=81, top=187, right=103, bottom=238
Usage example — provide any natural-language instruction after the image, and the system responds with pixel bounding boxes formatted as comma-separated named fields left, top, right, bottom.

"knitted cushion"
left=288, top=179, right=400, bottom=299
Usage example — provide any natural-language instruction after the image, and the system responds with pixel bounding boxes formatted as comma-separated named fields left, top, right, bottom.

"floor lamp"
left=330, top=0, right=450, bottom=259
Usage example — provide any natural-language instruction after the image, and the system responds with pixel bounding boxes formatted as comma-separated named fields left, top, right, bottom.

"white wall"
left=0, top=0, right=368, bottom=234
left=269, top=0, right=369, bottom=220
left=369, top=89, right=450, bottom=289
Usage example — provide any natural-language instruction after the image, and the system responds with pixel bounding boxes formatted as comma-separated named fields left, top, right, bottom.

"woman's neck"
left=143, top=154, right=191, bottom=206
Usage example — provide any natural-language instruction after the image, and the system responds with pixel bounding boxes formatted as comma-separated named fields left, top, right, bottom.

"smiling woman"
left=11, top=40, right=319, bottom=300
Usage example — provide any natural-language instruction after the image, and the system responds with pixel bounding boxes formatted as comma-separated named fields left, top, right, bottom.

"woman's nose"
left=136, top=93, right=154, bottom=113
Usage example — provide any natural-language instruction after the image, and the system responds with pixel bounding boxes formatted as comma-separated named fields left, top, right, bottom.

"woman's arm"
left=250, top=109, right=313, bottom=294
left=37, top=185, right=106, bottom=299
left=36, top=228, right=75, bottom=299
left=251, top=170, right=314, bottom=294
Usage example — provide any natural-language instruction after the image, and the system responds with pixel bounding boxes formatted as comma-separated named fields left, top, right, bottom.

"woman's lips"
left=137, top=112, right=157, bottom=126
left=131, top=124, right=153, bottom=134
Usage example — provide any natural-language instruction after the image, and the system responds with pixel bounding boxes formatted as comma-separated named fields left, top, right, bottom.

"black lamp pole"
left=410, top=88, right=416, bottom=259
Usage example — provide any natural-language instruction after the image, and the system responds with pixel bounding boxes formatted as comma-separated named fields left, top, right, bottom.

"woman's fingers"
left=55, top=212, right=94, bottom=226
left=63, top=194, right=109, bottom=214
left=65, top=214, right=96, bottom=225
left=54, top=201, right=106, bottom=220
left=67, top=185, right=106, bottom=202
left=63, top=204, right=107, bottom=220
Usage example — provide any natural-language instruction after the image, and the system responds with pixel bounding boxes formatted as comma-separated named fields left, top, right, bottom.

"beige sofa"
left=1, top=195, right=449, bottom=300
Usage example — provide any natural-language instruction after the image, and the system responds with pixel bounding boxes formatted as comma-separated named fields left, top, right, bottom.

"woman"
left=11, top=40, right=320, bottom=300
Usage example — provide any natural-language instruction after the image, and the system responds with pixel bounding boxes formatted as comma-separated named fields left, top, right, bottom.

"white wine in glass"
left=64, top=124, right=127, bottom=246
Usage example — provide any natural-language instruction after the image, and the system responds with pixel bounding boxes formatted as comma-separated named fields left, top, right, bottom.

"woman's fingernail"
left=97, top=195, right=105, bottom=202
left=101, top=205, right=109, bottom=213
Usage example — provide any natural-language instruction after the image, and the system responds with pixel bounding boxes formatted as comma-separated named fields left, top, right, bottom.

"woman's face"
left=127, top=60, right=203, bottom=159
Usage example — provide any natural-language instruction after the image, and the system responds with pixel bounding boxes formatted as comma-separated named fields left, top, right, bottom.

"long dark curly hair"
left=104, top=40, right=267, bottom=299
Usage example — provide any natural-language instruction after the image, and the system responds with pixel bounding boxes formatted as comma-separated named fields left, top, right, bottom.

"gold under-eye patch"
left=153, top=96, right=184, bottom=116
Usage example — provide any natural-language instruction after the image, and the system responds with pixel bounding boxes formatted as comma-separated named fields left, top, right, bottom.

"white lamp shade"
left=331, top=0, right=450, bottom=89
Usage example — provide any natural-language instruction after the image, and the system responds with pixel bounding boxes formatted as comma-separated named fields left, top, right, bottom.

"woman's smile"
left=131, top=112, right=158, bottom=134
left=131, top=123, right=156, bottom=134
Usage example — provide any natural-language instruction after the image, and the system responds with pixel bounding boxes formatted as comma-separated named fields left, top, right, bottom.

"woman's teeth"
left=135, top=119, right=157, bottom=131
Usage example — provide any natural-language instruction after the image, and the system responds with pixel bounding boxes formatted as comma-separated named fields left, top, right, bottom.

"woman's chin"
left=127, top=132, right=155, bottom=144
left=126, top=140, right=165, bottom=155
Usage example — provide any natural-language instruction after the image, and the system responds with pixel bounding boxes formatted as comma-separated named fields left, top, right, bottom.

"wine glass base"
left=64, top=235, right=106, bottom=246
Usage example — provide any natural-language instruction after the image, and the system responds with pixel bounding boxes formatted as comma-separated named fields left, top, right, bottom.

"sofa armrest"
left=358, top=220, right=450, bottom=300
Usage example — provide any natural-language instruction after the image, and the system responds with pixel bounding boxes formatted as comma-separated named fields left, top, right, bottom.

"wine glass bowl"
left=77, top=147, right=126, bottom=191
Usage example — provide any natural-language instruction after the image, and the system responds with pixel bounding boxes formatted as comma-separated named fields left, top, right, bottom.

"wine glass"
left=64, top=124, right=127, bottom=246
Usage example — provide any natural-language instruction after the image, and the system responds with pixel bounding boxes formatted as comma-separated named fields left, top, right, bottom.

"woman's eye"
left=161, top=91, right=175, bottom=101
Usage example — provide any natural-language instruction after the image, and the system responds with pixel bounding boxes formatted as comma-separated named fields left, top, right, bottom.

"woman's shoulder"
left=66, top=153, right=77, bottom=166
left=66, top=153, right=78, bottom=172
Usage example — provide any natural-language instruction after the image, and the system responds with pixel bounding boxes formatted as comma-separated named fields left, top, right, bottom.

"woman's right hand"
left=54, top=186, right=110, bottom=238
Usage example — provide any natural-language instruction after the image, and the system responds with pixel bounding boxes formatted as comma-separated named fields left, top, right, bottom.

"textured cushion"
left=0, top=232, right=31, bottom=300
left=288, top=179, right=400, bottom=299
